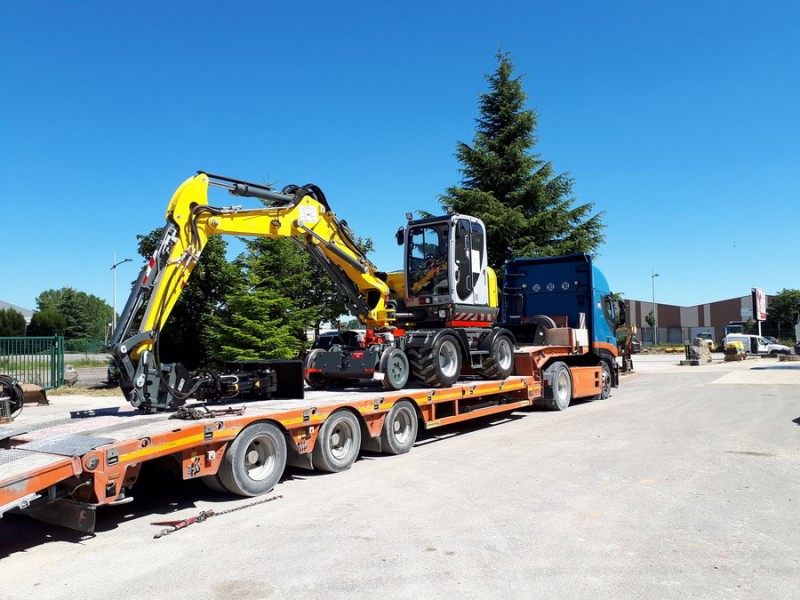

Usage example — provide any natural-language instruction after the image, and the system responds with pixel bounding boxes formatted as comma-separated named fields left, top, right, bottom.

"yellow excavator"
left=109, top=172, right=515, bottom=411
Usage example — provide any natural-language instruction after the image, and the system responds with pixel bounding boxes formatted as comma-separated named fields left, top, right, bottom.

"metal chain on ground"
left=152, top=494, right=282, bottom=538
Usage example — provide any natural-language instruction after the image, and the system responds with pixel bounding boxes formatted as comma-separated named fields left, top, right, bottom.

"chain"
left=152, top=494, right=282, bottom=538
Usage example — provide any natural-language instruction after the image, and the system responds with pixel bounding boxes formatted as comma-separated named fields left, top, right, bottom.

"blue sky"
left=1, top=1, right=797, bottom=315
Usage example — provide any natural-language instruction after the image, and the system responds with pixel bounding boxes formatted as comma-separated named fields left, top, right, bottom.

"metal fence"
left=0, top=336, right=64, bottom=389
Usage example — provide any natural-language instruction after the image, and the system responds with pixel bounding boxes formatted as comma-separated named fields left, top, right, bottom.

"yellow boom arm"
left=109, top=172, right=394, bottom=409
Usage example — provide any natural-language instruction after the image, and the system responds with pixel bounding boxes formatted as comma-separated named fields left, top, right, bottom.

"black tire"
left=543, top=361, right=572, bottom=411
left=202, top=473, right=228, bottom=493
left=591, top=361, right=612, bottom=400
left=312, top=410, right=362, bottom=472
left=409, top=333, right=462, bottom=387
left=380, top=347, right=410, bottom=390
left=380, top=400, right=418, bottom=455
left=217, top=422, right=287, bottom=497
left=478, top=334, right=515, bottom=380
left=303, top=348, right=330, bottom=390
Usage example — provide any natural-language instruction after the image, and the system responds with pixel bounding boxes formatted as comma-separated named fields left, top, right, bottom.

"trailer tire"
left=478, top=333, right=515, bottom=380
left=380, top=400, right=418, bottom=455
left=312, top=409, right=362, bottom=472
left=202, top=473, right=227, bottom=493
left=543, top=362, right=572, bottom=411
left=218, top=422, right=287, bottom=497
left=409, top=333, right=462, bottom=387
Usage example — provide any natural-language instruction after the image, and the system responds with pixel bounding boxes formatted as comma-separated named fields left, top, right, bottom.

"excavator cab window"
left=407, top=222, right=450, bottom=297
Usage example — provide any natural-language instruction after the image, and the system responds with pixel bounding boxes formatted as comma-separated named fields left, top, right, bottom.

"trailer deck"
left=1, top=344, right=607, bottom=533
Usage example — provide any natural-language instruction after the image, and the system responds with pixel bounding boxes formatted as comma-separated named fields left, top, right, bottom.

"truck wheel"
left=312, top=410, right=362, bottom=472
left=218, top=422, right=287, bottom=496
left=543, top=361, right=572, bottom=411
left=303, top=348, right=329, bottom=390
left=409, top=334, right=462, bottom=387
left=380, top=400, right=418, bottom=455
left=591, top=361, right=612, bottom=400
left=380, top=347, right=410, bottom=390
left=478, top=334, right=515, bottom=380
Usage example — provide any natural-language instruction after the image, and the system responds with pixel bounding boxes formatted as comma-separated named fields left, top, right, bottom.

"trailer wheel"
left=380, top=347, right=410, bottom=390
left=303, top=349, right=330, bottom=390
left=218, top=422, right=287, bottom=496
left=312, top=410, right=362, bottom=472
left=380, top=400, right=418, bottom=455
left=410, top=333, right=462, bottom=387
left=478, top=334, right=514, bottom=380
left=202, top=473, right=227, bottom=493
left=543, top=362, right=572, bottom=411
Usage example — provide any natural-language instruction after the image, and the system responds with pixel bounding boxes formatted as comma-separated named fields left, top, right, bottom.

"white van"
left=723, top=334, right=791, bottom=356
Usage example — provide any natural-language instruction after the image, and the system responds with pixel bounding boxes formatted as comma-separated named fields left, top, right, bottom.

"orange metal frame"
left=1, top=346, right=604, bottom=516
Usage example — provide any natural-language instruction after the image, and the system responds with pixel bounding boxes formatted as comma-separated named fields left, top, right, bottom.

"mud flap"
left=18, top=499, right=97, bottom=534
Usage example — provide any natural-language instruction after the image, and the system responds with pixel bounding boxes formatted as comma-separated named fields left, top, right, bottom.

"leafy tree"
left=208, top=237, right=316, bottom=361
left=27, top=309, right=67, bottom=336
left=645, top=311, right=656, bottom=329
left=35, top=288, right=111, bottom=340
left=137, top=230, right=239, bottom=370
left=766, top=289, right=800, bottom=338
left=440, top=51, right=605, bottom=270
left=0, top=308, right=27, bottom=336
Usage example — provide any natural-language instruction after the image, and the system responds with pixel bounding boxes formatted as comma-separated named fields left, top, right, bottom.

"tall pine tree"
left=209, top=238, right=317, bottom=361
left=441, top=52, right=605, bottom=270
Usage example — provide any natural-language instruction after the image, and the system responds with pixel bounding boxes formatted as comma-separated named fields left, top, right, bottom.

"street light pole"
left=111, top=254, right=133, bottom=335
left=652, top=269, right=660, bottom=346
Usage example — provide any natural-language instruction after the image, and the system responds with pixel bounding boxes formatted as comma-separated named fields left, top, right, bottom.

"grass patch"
left=49, top=385, right=124, bottom=397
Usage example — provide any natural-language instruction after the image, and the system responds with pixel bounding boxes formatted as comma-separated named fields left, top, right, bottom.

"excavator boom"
left=109, top=172, right=393, bottom=411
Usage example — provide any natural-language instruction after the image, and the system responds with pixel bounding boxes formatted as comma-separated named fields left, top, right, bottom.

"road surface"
left=1, top=354, right=798, bottom=600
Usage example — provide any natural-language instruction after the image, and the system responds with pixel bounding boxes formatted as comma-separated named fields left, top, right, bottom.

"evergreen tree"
left=0, top=308, right=27, bottom=336
left=441, top=51, right=605, bottom=270
left=27, top=309, right=67, bottom=336
left=209, top=237, right=317, bottom=361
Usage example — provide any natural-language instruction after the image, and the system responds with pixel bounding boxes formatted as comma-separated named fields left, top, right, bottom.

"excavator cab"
left=397, top=214, right=497, bottom=327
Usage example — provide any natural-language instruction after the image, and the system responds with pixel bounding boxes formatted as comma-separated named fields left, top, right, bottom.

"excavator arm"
left=109, top=172, right=394, bottom=411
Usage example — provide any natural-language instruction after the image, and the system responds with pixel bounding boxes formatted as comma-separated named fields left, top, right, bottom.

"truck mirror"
left=617, top=300, right=627, bottom=325
left=395, top=228, right=404, bottom=246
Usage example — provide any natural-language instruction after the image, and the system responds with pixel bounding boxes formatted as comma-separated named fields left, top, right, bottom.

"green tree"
left=0, top=308, right=27, bottom=336
left=209, top=238, right=316, bottom=361
left=35, top=288, right=111, bottom=340
left=27, top=309, right=67, bottom=336
left=137, top=230, right=239, bottom=370
left=645, top=310, right=655, bottom=329
left=766, top=289, right=800, bottom=338
left=440, top=51, right=605, bottom=270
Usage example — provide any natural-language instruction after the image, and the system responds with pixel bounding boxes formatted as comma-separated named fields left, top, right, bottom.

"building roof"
left=0, top=300, right=33, bottom=323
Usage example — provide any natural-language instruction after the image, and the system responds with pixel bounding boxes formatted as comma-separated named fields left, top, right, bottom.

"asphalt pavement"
left=1, top=354, right=798, bottom=600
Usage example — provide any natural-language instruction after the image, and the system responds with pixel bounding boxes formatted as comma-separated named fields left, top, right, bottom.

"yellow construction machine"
left=109, top=172, right=514, bottom=412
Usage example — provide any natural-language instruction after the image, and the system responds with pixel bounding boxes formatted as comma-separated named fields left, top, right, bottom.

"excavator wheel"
left=303, top=348, right=330, bottom=390
left=477, top=333, right=515, bottom=380
left=408, top=333, right=462, bottom=387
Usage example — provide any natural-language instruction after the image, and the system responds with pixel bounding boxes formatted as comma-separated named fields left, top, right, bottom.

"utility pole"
left=111, top=254, right=133, bottom=335
left=652, top=270, right=660, bottom=345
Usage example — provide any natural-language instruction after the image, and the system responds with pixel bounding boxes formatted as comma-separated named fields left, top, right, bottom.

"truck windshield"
left=407, top=223, right=449, bottom=297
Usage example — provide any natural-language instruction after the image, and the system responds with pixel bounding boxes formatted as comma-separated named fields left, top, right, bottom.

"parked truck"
left=0, top=172, right=622, bottom=533
left=500, top=253, right=622, bottom=409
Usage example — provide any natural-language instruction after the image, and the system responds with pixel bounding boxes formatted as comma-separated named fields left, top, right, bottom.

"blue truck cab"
left=500, top=253, right=622, bottom=390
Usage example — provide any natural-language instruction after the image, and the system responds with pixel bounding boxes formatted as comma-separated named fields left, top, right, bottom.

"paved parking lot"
left=2, top=354, right=799, bottom=600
